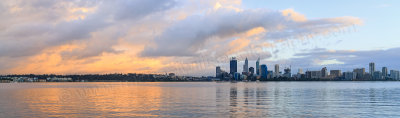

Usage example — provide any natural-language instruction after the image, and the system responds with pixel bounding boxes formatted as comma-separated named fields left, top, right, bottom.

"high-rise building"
left=321, top=67, right=328, bottom=77
left=382, top=67, right=388, bottom=77
left=260, top=64, right=268, bottom=79
left=274, top=64, right=279, bottom=75
left=369, top=62, right=375, bottom=76
left=330, top=70, right=342, bottom=78
left=230, top=57, right=238, bottom=74
left=256, top=58, right=260, bottom=75
left=216, top=66, right=221, bottom=78
left=353, top=68, right=365, bottom=79
left=283, top=68, right=291, bottom=78
left=243, top=57, right=248, bottom=73
left=249, top=67, right=255, bottom=75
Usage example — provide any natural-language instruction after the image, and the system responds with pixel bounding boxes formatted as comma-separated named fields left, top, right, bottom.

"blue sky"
left=243, top=0, right=400, bottom=50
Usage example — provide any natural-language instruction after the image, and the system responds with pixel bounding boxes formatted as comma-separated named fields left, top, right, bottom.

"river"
left=1, top=82, right=399, bottom=117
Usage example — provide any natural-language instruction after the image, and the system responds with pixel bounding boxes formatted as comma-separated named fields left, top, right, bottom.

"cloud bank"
left=0, top=0, right=366, bottom=75
left=141, top=8, right=362, bottom=57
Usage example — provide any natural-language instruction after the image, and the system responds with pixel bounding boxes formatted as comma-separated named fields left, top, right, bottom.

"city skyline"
left=217, top=56, right=400, bottom=80
left=0, top=0, right=399, bottom=76
left=2, top=1, right=400, bottom=118
left=215, top=57, right=400, bottom=76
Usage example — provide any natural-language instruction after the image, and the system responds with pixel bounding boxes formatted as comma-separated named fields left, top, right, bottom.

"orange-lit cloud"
left=0, top=0, right=363, bottom=76
left=282, top=9, right=307, bottom=22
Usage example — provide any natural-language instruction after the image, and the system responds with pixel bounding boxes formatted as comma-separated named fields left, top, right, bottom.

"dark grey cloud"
left=59, top=27, right=125, bottom=60
left=141, top=9, right=283, bottom=57
left=0, top=0, right=177, bottom=58
left=141, top=9, right=361, bottom=57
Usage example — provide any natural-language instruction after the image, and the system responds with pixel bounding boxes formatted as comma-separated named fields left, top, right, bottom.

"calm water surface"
left=1, top=82, right=400, bottom=117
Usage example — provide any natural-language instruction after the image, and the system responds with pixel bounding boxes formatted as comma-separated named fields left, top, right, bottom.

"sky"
left=0, top=0, right=399, bottom=76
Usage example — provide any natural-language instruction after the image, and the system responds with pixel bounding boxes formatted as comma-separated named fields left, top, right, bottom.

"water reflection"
left=1, top=82, right=400, bottom=117
left=229, top=86, right=237, bottom=107
left=5, top=83, right=163, bottom=117
left=256, top=87, right=267, bottom=106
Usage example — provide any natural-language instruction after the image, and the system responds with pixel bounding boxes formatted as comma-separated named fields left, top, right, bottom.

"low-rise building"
left=330, top=70, right=342, bottom=78
left=390, top=70, right=400, bottom=80
left=343, top=72, right=356, bottom=80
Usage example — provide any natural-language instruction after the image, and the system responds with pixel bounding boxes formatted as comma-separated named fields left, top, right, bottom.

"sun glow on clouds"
left=8, top=44, right=167, bottom=74
left=66, top=7, right=96, bottom=21
left=0, top=0, right=362, bottom=75
left=245, top=27, right=266, bottom=37
left=282, top=9, right=307, bottom=22
left=213, top=0, right=242, bottom=12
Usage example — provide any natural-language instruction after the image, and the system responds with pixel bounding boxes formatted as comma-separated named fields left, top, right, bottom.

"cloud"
left=97, top=0, right=177, bottom=21
left=314, top=59, right=345, bottom=65
left=282, top=47, right=400, bottom=72
left=141, top=8, right=362, bottom=57
left=0, top=0, right=177, bottom=58
left=0, top=0, right=367, bottom=76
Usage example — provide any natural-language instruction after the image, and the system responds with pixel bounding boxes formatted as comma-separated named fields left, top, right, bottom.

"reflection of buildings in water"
left=230, top=86, right=238, bottom=107
left=256, top=87, right=268, bottom=106
left=244, top=88, right=250, bottom=106
left=243, top=87, right=256, bottom=106
left=229, top=85, right=238, bottom=116
left=273, top=87, right=280, bottom=106
left=369, top=88, right=376, bottom=102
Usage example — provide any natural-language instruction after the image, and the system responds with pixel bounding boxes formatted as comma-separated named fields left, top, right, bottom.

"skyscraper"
left=382, top=67, right=388, bottom=77
left=260, top=64, right=268, bottom=79
left=274, top=64, right=279, bottom=75
left=216, top=66, right=221, bottom=78
left=230, top=57, right=237, bottom=74
left=256, top=57, right=260, bottom=75
left=321, top=67, right=328, bottom=77
left=369, top=62, right=375, bottom=76
left=243, top=57, right=248, bottom=73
